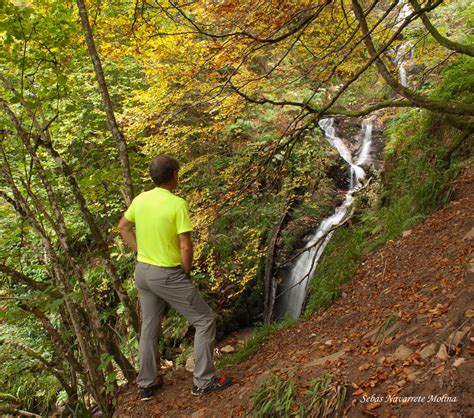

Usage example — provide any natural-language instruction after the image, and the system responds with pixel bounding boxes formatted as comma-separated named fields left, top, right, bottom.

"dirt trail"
left=116, top=169, right=473, bottom=417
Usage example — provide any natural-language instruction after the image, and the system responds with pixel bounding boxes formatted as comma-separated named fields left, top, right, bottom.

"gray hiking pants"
left=135, top=262, right=216, bottom=389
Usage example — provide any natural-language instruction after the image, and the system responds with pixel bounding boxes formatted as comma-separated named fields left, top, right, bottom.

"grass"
left=301, top=374, right=348, bottom=417
left=304, top=88, right=471, bottom=316
left=374, top=313, right=400, bottom=344
left=303, top=226, right=367, bottom=315
left=251, top=372, right=297, bottom=417
left=250, top=372, right=348, bottom=417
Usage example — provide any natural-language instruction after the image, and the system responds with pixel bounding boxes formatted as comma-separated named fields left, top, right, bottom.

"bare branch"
left=408, top=0, right=474, bottom=57
left=351, top=0, right=474, bottom=116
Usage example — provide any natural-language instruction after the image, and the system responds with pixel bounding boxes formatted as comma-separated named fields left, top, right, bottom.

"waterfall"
left=395, top=46, right=409, bottom=87
left=356, top=120, right=373, bottom=166
left=394, top=1, right=413, bottom=87
left=274, top=118, right=373, bottom=320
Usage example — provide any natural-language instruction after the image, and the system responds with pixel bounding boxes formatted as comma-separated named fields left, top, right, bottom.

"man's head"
left=149, top=155, right=180, bottom=188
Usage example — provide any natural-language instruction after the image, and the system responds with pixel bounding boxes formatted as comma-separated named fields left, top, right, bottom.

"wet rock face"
left=368, top=124, right=386, bottom=171
left=327, top=155, right=350, bottom=190
left=332, top=118, right=361, bottom=146
left=331, top=116, right=386, bottom=171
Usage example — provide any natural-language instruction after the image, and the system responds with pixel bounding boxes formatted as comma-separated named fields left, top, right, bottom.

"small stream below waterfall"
left=274, top=117, right=375, bottom=320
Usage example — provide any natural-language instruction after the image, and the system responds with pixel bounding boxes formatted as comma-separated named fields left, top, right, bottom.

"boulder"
left=419, top=343, right=436, bottom=359
left=436, top=344, right=449, bottom=361
left=220, top=345, right=236, bottom=354
left=391, top=345, right=412, bottom=360
left=185, top=357, right=195, bottom=372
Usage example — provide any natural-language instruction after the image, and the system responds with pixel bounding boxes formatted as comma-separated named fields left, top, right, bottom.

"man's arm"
left=179, top=232, right=193, bottom=274
left=118, top=216, right=138, bottom=253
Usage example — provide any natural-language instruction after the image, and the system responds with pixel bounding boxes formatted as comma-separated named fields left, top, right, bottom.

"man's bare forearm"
left=118, top=216, right=138, bottom=253
left=181, top=247, right=193, bottom=274
left=120, top=229, right=138, bottom=253
left=179, top=232, right=193, bottom=274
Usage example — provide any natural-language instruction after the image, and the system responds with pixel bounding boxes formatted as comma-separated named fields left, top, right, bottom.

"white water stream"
left=394, top=1, right=413, bottom=87
left=275, top=118, right=374, bottom=320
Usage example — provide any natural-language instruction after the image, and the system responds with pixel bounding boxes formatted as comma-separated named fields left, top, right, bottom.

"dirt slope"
left=115, top=169, right=473, bottom=417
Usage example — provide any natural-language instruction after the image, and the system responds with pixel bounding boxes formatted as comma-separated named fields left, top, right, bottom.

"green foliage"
left=300, top=374, right=347, bottom=417
left=304, top=226, right=366, bottom=315
left=383, top=110, right=464, bottom=216
left=98, top=353, right=117, bottom=395
left=305, top=58, right=472, bottom=316
left=251, top=372, right=297, bottom=418
left=433, top=57, right=474, bottom=104
left=250, top=372, right=347, bottom=417
left=161, top=308, right=190, bottom=347
left=173, top=344, right=193, bottom=369
left=0, top=344, right=60, bottom=415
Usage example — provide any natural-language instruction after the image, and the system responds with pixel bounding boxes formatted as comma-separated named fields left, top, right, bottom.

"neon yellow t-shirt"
left=124, top=188, right=193, bottom=267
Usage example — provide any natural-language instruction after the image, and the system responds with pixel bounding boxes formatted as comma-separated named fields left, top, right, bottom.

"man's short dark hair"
left=149, top=155, right=180, bottom=186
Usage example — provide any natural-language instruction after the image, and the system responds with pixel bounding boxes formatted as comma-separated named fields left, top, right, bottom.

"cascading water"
left=394, top=44, right=410, bottom=87
left=394, top=1, right=413, bottom=87
left=274, top=118, right=374, bottom=320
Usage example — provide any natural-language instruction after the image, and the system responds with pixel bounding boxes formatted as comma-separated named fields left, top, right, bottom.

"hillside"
left=1, top=1, right=473, bottom=415
left=115, top=168, right=473, bottom=417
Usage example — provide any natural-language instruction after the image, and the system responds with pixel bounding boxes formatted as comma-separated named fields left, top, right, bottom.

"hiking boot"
left=139, top=376, right=164, bottom=401
left=139, top=386, right=155, bottom=401
left=191, top=376, right=232, bottom=396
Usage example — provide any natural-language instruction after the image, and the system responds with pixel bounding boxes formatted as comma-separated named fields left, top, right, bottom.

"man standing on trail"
left=118, top=155, right=232, bottom=401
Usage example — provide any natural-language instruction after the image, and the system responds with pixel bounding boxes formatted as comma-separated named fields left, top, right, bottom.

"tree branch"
left=408, top=0, right=474, bottom=57
left=231, top=82, right=413, bottom=116
left=168, top=0, right=331, bottom=44
left=351, top=0, right=474, bottom=116
left=0, top=262, right=61, bottom=297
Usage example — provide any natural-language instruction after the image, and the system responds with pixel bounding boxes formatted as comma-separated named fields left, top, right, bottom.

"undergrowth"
left=218, top=58, right=472, bottom=381
left=216, top=319, right=296, bottom=369
left=250, top=372, right=347, bottom=417
left=251, top=373, right=297, bottom=417
left=305, top=58, right=473, bottom=315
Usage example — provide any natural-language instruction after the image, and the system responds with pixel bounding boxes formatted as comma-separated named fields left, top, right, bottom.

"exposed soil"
left=115, top=169, right=473, bottom=417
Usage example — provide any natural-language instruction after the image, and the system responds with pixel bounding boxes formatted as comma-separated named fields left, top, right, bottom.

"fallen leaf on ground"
left=385, top=384, right=401, bottom=395
left=453, top=358, right=465, bottom=367
left=434, top=365, right=445, bottom=375
left=362, top=409, right=379, bottom=416
left=376, top=371, right=387, bottom=382
left=366, top=402, right=382, bottom=411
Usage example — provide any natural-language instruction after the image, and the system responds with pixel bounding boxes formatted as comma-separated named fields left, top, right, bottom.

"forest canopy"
left=1, top=0, right=472, bottom=415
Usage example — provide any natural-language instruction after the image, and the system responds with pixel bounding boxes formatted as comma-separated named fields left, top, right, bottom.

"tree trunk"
left=1, top=145, right=112, bottom=415
left=76, top=0, right=134, bottom=205
left=263, top=203, right=291, bottom=324
left=0, top=94, right=139, bottom=335
left=39, top=137, right=140, bottom=335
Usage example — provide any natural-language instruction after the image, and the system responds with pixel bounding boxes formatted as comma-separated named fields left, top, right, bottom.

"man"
left=118, top=154, right=232, bottom=401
